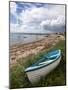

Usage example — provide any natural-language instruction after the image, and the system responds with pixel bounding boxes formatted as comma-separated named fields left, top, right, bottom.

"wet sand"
left=9, top=34, right=65, bottom=65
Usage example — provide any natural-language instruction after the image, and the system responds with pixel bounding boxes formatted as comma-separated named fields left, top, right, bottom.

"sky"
left=10, top=2, right=65, bottom=33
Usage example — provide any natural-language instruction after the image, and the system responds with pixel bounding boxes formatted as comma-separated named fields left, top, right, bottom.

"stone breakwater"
left=9, top=34, right=65, bottom=65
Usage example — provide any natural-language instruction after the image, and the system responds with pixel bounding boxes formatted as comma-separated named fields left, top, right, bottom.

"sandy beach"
left=9, top=33, right=65, bottom=65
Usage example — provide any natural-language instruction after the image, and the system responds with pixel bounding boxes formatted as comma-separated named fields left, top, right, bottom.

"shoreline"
left=9, top=34, right=65, bottom=65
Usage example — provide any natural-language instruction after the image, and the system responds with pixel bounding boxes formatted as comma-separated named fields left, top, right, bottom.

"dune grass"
left=10, top=40, right=66, bottom=89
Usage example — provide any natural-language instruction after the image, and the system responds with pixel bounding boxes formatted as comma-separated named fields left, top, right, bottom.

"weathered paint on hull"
left=26, top=56, right=61, bottom=83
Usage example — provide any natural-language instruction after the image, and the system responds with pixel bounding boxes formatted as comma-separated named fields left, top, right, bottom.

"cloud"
left=10, top=2, right=17, bottom=14
left=10, top=2, right=22, bottom=26
left=10, top=2, right=18, bottom=24
left=10, top=23, right=19, bottom=32
left=10, top=2, right=65, bottom=33
left=40, top=16, right=65, bottom=32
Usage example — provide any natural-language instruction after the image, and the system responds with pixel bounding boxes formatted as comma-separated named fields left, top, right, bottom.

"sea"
left=10, top=33, right=47, bottom=45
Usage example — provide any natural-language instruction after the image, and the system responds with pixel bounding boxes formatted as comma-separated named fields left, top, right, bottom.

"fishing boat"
left=25, top=50, right=61, bottom=83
